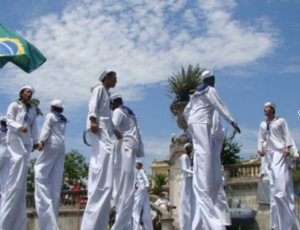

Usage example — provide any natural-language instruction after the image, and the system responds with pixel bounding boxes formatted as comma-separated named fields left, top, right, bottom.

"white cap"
left=110, top=93, right=122, bottom=102
left=264, top=102, right=276, bottom=110
left=0, top=116, right=7, bottom=122
left=136, top=159, right=143, bottom=165
left=183, top=143, right=192, bottom=150
left=20, top=85, right=35, bottom=94
left=201, top=70, right=214, bottom=81
left=51, top=100, right=64, bottom=109
left=99, top=69, right=114, bottom=81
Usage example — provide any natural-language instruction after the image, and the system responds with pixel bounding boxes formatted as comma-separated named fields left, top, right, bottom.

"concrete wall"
left=27, top=209, right=84, bottom=230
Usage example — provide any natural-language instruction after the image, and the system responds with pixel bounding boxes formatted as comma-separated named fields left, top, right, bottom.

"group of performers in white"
left=0, top=69, right=299, bottom=230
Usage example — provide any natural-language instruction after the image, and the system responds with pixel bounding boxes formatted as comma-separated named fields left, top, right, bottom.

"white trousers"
left=0, top=141, right=30, bottom=230
left=132, top=188, right=153, bottom=230
left=212, top=138, right=231, bottom=226
left=189, top=123, right=225, bottom=230
left=0, top=156, right=11, bottom=225
left=34, top=143, right=65, bottom=230
left=179, top=176, right=194, bottom=230
left=268, top=149, right=300, bottom=230
left=112, top=140, right=136, bottom=230
left=80, top=129, right=114, bottom=230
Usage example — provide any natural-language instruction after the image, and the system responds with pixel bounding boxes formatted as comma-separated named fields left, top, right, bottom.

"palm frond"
left=164, top=64, right=204, bottom=102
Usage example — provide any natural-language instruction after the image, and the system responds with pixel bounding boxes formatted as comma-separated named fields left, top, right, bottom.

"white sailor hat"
left=110, top=93, right=122, bottom=102
left=136, top=159, right=143, bottom=165
left=99, top=69, right=114, bottom=81
left=264, top=102, right=276, bottom=110
left=0, top=116, right=7, bottom=122
left=183, top=143, right=192, bottom=150
left=20, top=85, right=35, bottom=94
left=51, top=99, right=64, bottom=109
left=200, top=70, right=215, bottom=81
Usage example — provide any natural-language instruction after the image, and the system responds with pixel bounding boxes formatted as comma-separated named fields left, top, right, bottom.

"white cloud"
left=0, top=0, right=278, bottom=112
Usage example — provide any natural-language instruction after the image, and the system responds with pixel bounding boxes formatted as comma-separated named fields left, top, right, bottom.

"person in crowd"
left=34, top=99, right=68, bottom=230
left=179, top=143, right=194, bottom=230
left=1, top=85, right=39, bottom=230
left=110, top=93, right=145, bottom=230
left=81, top=70, right=122, bottom=230
left=132, top=160, right=153, bottom=230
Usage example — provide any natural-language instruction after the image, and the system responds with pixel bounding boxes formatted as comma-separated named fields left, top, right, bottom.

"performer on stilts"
left=184, top=70, right=240, bottom=230
left=110, top=93, right=145, bottom=230
left=34, top=100, right=68, bottom=230
left=81, top=70, right=122, bottom=230
left=1, top=85, right=39, bottom=230
left=258, top=102, right=300, bottom=230
left=132, top=160, right=153, bottom=230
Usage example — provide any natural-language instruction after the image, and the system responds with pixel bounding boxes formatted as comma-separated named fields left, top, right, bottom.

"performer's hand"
left=32, top=144, right=39, bottom=152
left=37, top=143, right=44, bottom=151
left=18, top=126, right=27, bottom=133
left=294, top=156, right=299, bottom=162
left=114, top=130, right=123, bottom=140
left=284, top=147, right=290, bottom=157
left=260, top=174, right=264, bottom=181
left=258, top=150, right=265, bottom=157
left=231, top=122, right=241, bottom=133
left=90, top=118, right=99, bottom=134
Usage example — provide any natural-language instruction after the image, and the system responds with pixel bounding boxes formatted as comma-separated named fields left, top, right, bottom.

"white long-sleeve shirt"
left=212, top=110, right=226, bottom=140
left=180, top=154, right=193, bottom=180
left=136, top=168, right=149, bottom=190
left=39, top=113, right=66, bottom=146
left=184, top=86, right=234, bottom=126
left=258, top=117, right=294, bottom=151
left=6, top=101, right=39, bottom=145
left=112, top=107, right=144, bottom=157
left=86, top=83, right=115, bottom=135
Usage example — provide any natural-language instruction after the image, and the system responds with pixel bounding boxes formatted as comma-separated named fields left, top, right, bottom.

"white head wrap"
left=183, top=143, right=192, bottom=150
left=0, top=116, right=7, bottom=122
left=51, top=99, right=64, bottom=109
left=201, top=70, right=214, bottom=81
left=136, top=159, right=143, bottom=165
left=20, top=85, right=35, bottom=95
left=264, top=102, right=276, bottom=110
left=110, top=93, right=122, bottom=102
left=99, top=69, right=114, bottom=81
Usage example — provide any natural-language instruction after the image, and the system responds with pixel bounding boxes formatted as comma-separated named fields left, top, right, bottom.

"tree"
left=30, top=98, right=43, bottom=117
left=152, top=173, right=168, bottom=195
left=221, top=129, right=242, bottom=165
left=163, top=64, right=204, bottom=102
left=64, top=150, right=89, bottom=188
left=27, top=158, right=37, bottom=192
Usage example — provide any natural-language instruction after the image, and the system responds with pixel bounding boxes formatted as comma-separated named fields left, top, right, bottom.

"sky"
left=0, top=0, right=300, bottom=173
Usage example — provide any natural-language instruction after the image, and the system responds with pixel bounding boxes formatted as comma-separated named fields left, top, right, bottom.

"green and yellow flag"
left=0, top=23, right=46, bottom=73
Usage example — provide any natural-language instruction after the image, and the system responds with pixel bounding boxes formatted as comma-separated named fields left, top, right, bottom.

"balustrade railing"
left=224, top=163, right=261, bottom=179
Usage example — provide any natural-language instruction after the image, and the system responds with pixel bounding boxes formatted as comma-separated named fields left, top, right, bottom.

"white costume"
left=179, top=150, right=193, bottom=230
left=258, top=113, right=300, bottom=230
left=111, top=96, right=144, bottom=230
left=212, top=111, right=231, bottom=226
left=184, top=72, right=234, bottom=230
left=154, top=197, right=171, bottom=207
left=34, top=100, right=67, bottom=230
left=132, top=166, right=153, bottom=230
left=1, top=96, right=39, bottom=230
left=0, top=117, right=11, bottom=223
left=81, top=81, right=115, bottom=230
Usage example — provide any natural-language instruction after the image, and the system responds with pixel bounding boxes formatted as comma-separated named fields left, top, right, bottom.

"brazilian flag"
left=0, top=23, right=46, bottom=73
